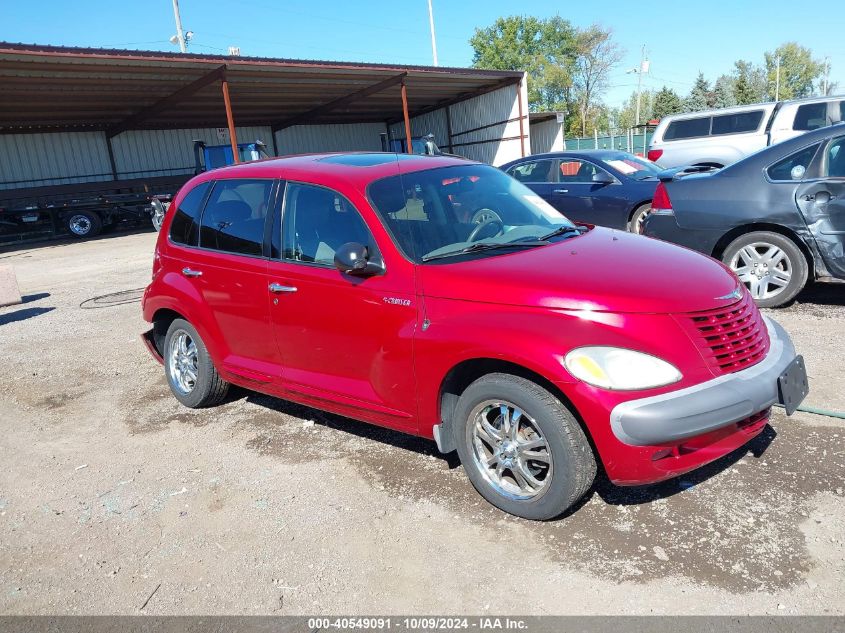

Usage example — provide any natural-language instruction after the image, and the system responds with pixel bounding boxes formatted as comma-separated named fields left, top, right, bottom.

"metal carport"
left=0, top=42, right=529, bottom=191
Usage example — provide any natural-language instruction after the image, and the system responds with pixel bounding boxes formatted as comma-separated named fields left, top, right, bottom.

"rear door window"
left=793, top=103, right=828, bottom=131
left=711, top=110, right=765, bottom=135
left=506, top=159, right=557, bottom=183
left=663, top=117, right=711, bottom=140
left=825, top=138, right=845, bottom=178
left=199, top=179, right=275, bottom=257
left=169, top=181, right=211, bottom=246
left=766, top=144, right=820, bottom=181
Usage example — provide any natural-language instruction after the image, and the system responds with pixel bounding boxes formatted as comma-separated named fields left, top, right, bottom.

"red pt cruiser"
left=142, top=153, right=808, bottom=520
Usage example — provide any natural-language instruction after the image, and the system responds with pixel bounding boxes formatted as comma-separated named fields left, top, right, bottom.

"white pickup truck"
left=648, top=95, right=845, bottom=168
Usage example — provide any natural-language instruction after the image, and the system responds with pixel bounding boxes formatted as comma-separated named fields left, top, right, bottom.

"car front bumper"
left=610, top=316, right=801, bottom=447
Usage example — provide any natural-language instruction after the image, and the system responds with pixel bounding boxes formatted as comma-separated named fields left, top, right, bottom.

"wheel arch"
left=711, top=222, right=815, bottom=276
left=149, top=307, right=187, bottom=357
left=436, top=358, right=597, bottom=459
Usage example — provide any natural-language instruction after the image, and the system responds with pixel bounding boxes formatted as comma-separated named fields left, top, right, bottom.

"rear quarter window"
left=793, top=103, right=828, bottom=131
left=766, top=143, right=820, bottom=181
left=169, top=181, right=211, bottom=246
left=663, top=117, right=711, bottom=141
left=711, top=110, right=764, bottom=135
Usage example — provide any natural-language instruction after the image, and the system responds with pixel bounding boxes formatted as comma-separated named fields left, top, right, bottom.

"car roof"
left=658, top=94, right=845, bottom=124
left=191, top=152, right=476, bottom=187
left=502, top=149, right=641, bottom=166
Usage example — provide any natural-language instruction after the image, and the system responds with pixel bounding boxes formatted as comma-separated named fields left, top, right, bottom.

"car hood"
left=418, top=227, right=740, bottom=314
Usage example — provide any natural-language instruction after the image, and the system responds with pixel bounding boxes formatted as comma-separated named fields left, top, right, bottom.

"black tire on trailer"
left=65, top=210, right=103, bottom=238
left=452, top=373, right=596, bottom=520
left=163, top=318, right=229, bottom=408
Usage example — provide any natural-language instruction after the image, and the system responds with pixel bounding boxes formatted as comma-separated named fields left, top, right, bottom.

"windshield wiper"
left=538, top=226, right=587, bottom=241
left=422, top=240, right=549, bottom=262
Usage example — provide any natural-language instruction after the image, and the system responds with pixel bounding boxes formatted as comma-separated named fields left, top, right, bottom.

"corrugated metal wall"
left=448, top=82, right=529, bottom=166
left=387, top=109, right=449, bottom=149
left=111, top=126, right=272, bottom=179
left=0, top=132, right=113, bottom=189
left=274, top=123, right=385, bottom=155
left=386, top=80, right=528, bottom=166
left=530, top=118, right=564, bottom=154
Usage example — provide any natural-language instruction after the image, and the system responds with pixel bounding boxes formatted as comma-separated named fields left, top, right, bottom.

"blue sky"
left=2, top=0, right=842, bottom=106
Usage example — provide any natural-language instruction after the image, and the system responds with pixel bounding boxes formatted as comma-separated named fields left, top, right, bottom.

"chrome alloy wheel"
left=729, top=242, right=793, bottom=301
left=469, top=400, right=553, bottom=500
left=68, top=214, right=93, bottom=236
left=168, top=330, right=199, bottom=395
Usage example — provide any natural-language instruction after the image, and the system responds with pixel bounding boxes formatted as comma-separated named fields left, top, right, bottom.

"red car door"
left=266, top=181, right=418, bottom=432
left=186, top=178, right=280, bottom=383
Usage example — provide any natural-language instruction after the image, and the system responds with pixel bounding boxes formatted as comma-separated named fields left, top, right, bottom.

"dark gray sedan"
left=644, top=123, right=845, bottom=307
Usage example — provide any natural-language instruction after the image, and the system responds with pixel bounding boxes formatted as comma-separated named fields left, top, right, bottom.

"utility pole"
left=627, top=45, right=649, bottom=126
left=775, top=56, right=781, bottom=101
left=823, top=56, right=830, bottom=96
left=172, top=0, right=187, bottom=53
left=427, top=0, right=438, bottom=66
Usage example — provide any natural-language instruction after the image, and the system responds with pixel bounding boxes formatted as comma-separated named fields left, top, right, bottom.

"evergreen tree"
left=683, top=72, right=710, bottom=111
left=653, top=86, right=682, bottom=119
left=713, top=75, right=737, bottom=108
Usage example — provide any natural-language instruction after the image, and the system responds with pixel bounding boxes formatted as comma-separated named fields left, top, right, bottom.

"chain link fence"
left=564, top=129, right=655, bottom=156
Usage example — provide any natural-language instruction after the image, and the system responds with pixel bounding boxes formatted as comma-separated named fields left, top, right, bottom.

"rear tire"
left=66, top=211, right=102, bottom=238
left=627, top=203, right=652, bottom=234
left=722, top=231, right=808, bottom=308
left=452, top=373, right=596, bottom=520
left=164, top=319, right=229, bottom=408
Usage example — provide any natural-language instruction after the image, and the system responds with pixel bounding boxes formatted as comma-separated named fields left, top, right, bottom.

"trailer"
left=0, top=140, right=270, bottom=245
left=0, top=175, right=187, bottom=245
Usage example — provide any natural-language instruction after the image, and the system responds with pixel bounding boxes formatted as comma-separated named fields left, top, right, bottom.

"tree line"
left=470, top=16, right=834, bottom=137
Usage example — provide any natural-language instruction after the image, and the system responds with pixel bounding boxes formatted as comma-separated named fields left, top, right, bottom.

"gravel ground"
left=0, top=230, right=843, bottom=615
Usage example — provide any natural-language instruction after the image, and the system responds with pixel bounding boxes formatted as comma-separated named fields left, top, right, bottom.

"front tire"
left=722, top=231, right=808, bottom=308
left=164, top=319, right=229, bottom=408
left=452, top=373, right=596, bottom=520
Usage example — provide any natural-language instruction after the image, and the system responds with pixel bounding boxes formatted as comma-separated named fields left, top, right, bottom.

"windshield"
left=367, top=164, right=577, bottom=263
left=602, top=154, right=661, bottom=180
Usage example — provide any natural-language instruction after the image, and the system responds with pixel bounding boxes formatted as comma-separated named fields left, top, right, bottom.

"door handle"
left=269, top=283, right=297, bottom=293
left=181, top=267, right=202, bottom=278
left=553, top=189, right=569, bottom=194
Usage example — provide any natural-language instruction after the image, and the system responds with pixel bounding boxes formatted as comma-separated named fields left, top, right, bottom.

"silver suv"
left=648, top=95, right=845, bottom=169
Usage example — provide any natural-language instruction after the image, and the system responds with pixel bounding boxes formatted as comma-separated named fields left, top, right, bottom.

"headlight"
left=564, top=347, right=682, bottom=391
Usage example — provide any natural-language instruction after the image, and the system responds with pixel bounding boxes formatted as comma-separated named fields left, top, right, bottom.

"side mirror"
left=334, top=242, right=384, bottom=277
left=592, top=172, right=614, bottom=185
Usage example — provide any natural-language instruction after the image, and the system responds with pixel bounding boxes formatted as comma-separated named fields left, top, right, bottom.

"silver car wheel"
left=168, top=329, right=199, bottom=395
left=68, top=214, right=92, bottom=236
left=631, top=205, right=651, bottom=234
left=469, top=400, right=552, bottom=501
left=471, top=208, right=503, bottom=224
left=729, top=242, right=793, bottom=300
left=151, top=200, right=167, bottom=231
